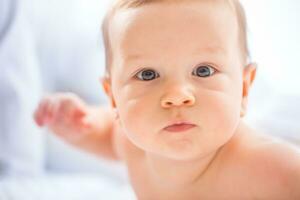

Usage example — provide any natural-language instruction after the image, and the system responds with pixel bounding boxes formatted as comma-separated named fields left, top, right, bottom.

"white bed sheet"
left=0, top=174, right=136, bottom=200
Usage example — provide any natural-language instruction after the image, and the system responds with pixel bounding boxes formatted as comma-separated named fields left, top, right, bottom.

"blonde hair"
left=102, top=0, right=249, bottom=77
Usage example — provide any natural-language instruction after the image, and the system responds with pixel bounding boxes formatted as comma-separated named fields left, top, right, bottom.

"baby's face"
left=105, top=1, right=255, bottom=160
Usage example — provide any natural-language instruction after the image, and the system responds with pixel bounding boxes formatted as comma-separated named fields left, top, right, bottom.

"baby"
left=34, top=0, right=300, bottom=199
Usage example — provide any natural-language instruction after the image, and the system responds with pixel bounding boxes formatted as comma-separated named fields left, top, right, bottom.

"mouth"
left=163, top=122, right=196, bottom=133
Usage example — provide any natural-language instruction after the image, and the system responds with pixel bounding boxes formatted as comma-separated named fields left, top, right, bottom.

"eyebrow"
left=124, top=45, right=226, bottom=61
left=125, top=53, right=144, bottom=61
left=194, top=45, right=226, bottom=55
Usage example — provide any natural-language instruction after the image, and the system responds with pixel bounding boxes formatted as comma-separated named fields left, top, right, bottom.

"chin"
left=158, top=142, right=207, bottom=161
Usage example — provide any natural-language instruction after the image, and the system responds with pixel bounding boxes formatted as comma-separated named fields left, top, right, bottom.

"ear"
left=240, top=63, right=257, bottom=117
left=101, top=77, right=116, bottom=108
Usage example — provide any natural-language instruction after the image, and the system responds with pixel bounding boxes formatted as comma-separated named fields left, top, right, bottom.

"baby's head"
left=102, top=0, right=256, bottom=161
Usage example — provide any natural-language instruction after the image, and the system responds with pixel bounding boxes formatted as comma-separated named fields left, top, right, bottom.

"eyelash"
left=135, top=65, right=217, bottom=81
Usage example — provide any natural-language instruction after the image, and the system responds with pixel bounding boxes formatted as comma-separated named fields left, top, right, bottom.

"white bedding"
left=0, top=174, right=136, bottom=200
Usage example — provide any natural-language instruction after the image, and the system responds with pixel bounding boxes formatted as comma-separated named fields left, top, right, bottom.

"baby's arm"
left=34, top=93, right=120, bottom=161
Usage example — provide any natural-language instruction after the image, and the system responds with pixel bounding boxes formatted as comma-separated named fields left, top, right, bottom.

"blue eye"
left=136, top=69, right=159, bottom=81
left=192, top=65, right=216, bottom=77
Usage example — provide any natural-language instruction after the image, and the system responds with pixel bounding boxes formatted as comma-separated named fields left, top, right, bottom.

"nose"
left=161, top=87, right=196, bottom=108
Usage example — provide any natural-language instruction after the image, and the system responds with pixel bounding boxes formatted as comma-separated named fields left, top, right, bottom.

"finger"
left=60, top=95, right=87, bottom=122
left=49, top=98, right=71, bottom=128
left=68, top=95, right=87, bottom=117
left=43, top=100, right=52, bottom=125
left=53, top=100, right=79, bottom=130
left=33, top=106, right=43, bottom=126
left=45, top=97, right=56, bottom=125
left=47, top=99, right=59, bottom=126
left=34, top=99, right=48, bottom=126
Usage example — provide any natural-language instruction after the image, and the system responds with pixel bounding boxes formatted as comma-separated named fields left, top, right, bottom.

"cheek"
left=117, top=84, right=158, bottom=119
left=199, top=88, right=242, bottom=139
left=115, top=82, right=162, bottom=120
left=206, top=73, right=243, bottom=124
left=191, top=91, right=241, bottom=154
left=114, top=85, right=161, bottom=145
left=195, top=71, right=243, bottom=140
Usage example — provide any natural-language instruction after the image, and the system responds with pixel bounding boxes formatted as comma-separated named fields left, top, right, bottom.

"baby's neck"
left=144, top=147, right=222, bottom=190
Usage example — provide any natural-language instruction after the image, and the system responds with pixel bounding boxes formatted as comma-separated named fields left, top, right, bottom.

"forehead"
left=109, top=1, right=239, bottom=63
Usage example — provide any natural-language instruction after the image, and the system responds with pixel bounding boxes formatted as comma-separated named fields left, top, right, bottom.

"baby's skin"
left=34, top=1, right=300, bottom=199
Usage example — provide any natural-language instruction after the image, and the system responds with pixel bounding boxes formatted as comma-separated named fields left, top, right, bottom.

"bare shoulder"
left=239, top=131, right=300, bottom=198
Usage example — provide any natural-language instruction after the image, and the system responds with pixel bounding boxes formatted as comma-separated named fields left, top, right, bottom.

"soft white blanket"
left=0, top=174, right=136, bottom=200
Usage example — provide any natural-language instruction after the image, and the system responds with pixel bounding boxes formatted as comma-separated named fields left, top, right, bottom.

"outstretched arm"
left=34, top=93, right=121, bottom=161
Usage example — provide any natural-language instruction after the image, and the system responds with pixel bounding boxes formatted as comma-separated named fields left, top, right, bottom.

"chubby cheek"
left=202, top=71, right=244, bottom=141
left=114, top=86, right=160, bottom=150
left=199, top=89, right=242, bottom=148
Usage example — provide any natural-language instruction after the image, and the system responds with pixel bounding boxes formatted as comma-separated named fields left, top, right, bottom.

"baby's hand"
left=34, top=93, right=93, bottom=143
left=34, top=93, right=118, bottom=160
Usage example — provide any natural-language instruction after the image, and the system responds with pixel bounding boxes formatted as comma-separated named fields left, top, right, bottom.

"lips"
left=164, top=122, right=196, bottom=132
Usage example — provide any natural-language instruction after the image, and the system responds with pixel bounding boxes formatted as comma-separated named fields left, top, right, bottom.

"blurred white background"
left=242, top=0, right=300, bottom=95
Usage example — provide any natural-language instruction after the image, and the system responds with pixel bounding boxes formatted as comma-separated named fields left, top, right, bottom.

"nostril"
left=165, top=102, right=172, bottom=106
left=161, top=94, right=195, bottom=108
left=183, top=100, right=190, bottom=104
